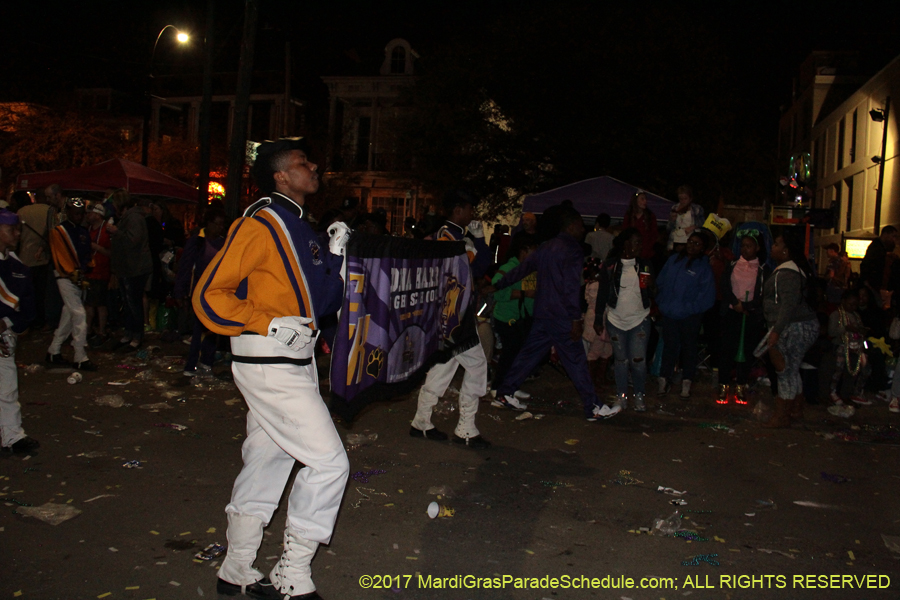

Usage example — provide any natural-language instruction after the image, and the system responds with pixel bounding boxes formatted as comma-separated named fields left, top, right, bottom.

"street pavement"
left=2, top=330, right=900, bottom=599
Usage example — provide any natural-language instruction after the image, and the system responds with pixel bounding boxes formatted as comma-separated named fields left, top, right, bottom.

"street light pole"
left=141, top=25, right=189, bottom=166
left=871, top=97, right=891, bottom=235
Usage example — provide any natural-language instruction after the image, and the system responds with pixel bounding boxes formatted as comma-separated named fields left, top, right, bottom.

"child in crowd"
left=582, top=257, right=612, bottom=392
left=828, top=289, right=871, bottom=406
left=717, top=230, right=769, bottom=405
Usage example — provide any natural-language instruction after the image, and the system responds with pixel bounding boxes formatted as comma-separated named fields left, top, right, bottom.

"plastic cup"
left=67, top=372, right=83, bottom=384
left=427, top=501, right=454, bottom=518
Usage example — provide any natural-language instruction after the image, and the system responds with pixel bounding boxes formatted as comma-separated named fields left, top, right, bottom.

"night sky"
left=3, top=1, right=900, bottom=201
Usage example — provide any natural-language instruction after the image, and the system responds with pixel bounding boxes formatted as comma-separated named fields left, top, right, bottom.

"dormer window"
left=380, top=39, right=414, bottom=75
left=391, top=46, right=406, bottom=74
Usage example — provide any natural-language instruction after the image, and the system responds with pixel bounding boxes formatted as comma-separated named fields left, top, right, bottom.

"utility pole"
left=873, top=96, right=891, bottom=235
left=224, top=0, right=258, bottom=220
left=197, top=0, right=216, bottom=207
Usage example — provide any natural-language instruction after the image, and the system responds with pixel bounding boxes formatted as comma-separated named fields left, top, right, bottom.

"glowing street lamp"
left=141, top=25, right=190, bottom=166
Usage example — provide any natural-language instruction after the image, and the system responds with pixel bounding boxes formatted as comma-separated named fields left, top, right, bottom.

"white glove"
left=464, top=236, right=477, bottom=256
left=467, top=220, right=484, bottom=238
left=268, top=316, right=314, bottom=351
left=327, top=221, right=351, bottom=256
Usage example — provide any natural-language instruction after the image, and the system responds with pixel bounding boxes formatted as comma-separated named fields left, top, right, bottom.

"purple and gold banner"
left=329, top=233, right=477, bottom=421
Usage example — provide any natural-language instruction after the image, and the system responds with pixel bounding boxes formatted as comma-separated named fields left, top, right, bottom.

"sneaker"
left=182, top=368, right=197, bottom=377
left=829, top=391, right=843, bottom=405
left=196, top=363, right=214, bottom=378
left=876, top=389, right=891, bottom=403
left=734, top=384, right=748, bottom=405
left=633, top=393, right=646, bottom=412
left=716, top=384, right=729, bottom=405
left=851, top=396, right=872, bottom=406
left=73, top=360, right=98, bottom=372
left=45, top=353, right=71, bottom=367
left=88, top=334, right=107, bottom=349
left=1, top=436, right=40, bottom=454
left=452, top=434, right=491, bottom=449
left=890, top=399, right=899, bottom=414
left=513, top=390, right=531, bottom=400
left=409, top=426, right=448, bottom=441
left=614, top=393, right=628, bottom=411
left=680, top=379, right=692, bottom=399
left=491, top=394, right=527, bottom=411
left=827, top=404, right=855, bottom=418
left=216, top=576, right=282, bottom=599
left=587, top=403, right=621, bottom=421
left=117, top=341, right=141, bottom=354
left=657, top=377, right=670, bottom=396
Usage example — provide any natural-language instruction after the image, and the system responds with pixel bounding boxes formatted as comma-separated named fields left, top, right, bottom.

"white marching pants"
left=411, top=343, right=487, bottom=439
left=0, top=343, right=24, bottom=448
left=48, top=277, right=88, bottom=363
left=223, top=341, right=348, bottom=586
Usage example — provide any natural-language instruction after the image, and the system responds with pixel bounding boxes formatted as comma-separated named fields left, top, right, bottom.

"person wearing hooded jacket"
left=761, top=228, right=819, bottom=428
left=656, top=231, right=716, bottom=398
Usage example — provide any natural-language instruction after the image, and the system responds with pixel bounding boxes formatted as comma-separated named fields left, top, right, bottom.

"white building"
left=780, top=52, right=899, bottom=267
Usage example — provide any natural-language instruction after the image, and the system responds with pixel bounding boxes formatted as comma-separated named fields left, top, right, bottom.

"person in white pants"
left=409, top=190, right=492, bottom=449
left=0, top=209, right=39, bottom=454
left=193, top=138, right=348, bottom=600
left=46, top=199, right=96, bottom=371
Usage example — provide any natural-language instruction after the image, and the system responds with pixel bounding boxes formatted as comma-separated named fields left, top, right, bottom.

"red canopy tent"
left=15, top=159, right=198, bottom=203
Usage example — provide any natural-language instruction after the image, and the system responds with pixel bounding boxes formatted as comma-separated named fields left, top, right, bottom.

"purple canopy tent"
left=521, top=176, right=673, bottom=220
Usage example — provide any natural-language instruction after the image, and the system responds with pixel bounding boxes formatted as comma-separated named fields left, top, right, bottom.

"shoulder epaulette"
left=243, top=197, right=273, bottom=217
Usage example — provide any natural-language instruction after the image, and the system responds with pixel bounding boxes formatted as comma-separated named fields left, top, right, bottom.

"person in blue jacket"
left=656, top=231, right=715, bottom=398
left=0, top=210, right=38, bottom=454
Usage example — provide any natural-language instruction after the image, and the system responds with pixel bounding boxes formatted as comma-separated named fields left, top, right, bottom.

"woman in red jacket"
left=622, top=191, right=658, bottom=261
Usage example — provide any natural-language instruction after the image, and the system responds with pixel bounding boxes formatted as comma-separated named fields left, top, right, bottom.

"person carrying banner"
left=410, top=189, right=493, bottom=449
left=0, top=209, right=39, bottom=454
left=193, top=138, right=348, bottom=600
left=47, top=198, right=96, bottom=371
left=488, top=207, right=621, bottom=421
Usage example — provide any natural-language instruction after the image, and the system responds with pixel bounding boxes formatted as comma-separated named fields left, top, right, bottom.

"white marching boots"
left=218, top=513, right=266, bottom=585
left=270, top=525, right=319, bottom=596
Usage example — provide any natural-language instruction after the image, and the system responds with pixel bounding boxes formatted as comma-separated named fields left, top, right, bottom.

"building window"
left=355, top=117, right=371, bottom=169
left=849, top=109, right=857, bottom=162
left=844, top=177, right=853, bottom=231
left=391, top=46, right=406, bottom=74
left=837, top=117, right=845, bottom=170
